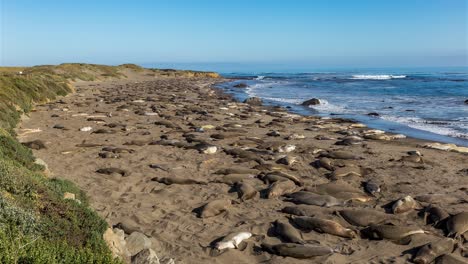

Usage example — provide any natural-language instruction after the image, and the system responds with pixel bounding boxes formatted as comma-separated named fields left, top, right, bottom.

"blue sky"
left=1, top=0, right=467, bottom=69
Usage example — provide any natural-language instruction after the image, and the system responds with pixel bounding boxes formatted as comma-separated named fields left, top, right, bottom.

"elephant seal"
left=423, top=205, right=450, bottom=226
left=214, top=232, right=252, bottom=250
left=446, top=212, right=468, bottom=238
left=282, top=205, right=332, bottom=217
left=413, top=238, right=455, bottom=264
left=317, top=157, right=334, bottom=171
left=304, top=181, right=371, bottom=202
left=286, top=192, right=343, bottom=207
left=96, top=167, right=129, bottom=177
left=392, top=196, right=419, bottom=214
left=266, top=180, right=297, bottom=198
left=291, top=216, right=357, bottom=238
left=102, top=146, right=135, bottom=153
left=363, top=224, right=425, bottom=240
left=261, top=243, right=334, bottom=259
left=235, top=182, right=258, bottom=201
left=273, top=220, right=304, bottom=244
left=123, top=139, right=150, bottom=146
left=214, top=168, right=259, bottom=175
left=213, top=174, right=253, bottom=185
left=338, top=209, right=391, bottom=227
left=322, top=150, right=361, bottom=160
left=151, top=176, right=206, bottom=185
left=22, top=140, right=46, bottom=150
left=198, top=199, right=232, bottom=218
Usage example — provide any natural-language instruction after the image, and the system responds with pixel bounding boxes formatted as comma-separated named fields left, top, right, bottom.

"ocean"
left=216, top=67, right=468, bottom=146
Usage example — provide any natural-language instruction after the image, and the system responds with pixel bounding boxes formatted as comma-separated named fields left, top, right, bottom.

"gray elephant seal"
left=291, top=216, right=357, bottom=238
left=22, top=140, right=46, bottom=150
left=286, top=192, right=343, bottom=207
left=273, top=220, right=304, bottom=244
left=261, top=243, right=333, bottom=259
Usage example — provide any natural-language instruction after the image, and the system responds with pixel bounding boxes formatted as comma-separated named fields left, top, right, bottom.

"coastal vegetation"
left=0, top=63, right=218, bottom=263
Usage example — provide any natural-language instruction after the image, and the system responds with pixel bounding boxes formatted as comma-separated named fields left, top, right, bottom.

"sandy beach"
left=17, top=70, right=467, bottom=263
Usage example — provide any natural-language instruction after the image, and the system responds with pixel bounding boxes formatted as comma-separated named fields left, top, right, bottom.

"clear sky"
left=1, top=0, right=467, bottom=69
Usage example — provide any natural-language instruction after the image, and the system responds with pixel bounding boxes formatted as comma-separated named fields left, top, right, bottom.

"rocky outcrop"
left=132, top=248, right=160, bottom=264
left=244, top=97, right=263, bottom=106
left=103, top=227, right=131, bottom=261
left=233, top=83, right=248, bottom=88
left=301, top=98, right=320, bottom=106
left=126, top=231, right=152, bottom=256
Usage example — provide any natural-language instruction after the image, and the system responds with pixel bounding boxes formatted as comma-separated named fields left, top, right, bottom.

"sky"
left=1, top=0, right=467, bottom=70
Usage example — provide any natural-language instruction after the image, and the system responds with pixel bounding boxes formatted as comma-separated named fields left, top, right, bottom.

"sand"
left=17, top=71, right=467, bottom=263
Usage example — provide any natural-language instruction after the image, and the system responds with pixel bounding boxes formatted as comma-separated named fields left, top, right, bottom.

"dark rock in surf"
left=301, top=98, right=320, bottom=106
left=243, top=97, right=263, bottom=106
left=233, top=83, right=248, bottom=88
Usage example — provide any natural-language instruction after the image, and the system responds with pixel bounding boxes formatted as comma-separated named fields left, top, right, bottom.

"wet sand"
left=17, top=71, right=467, bottom=263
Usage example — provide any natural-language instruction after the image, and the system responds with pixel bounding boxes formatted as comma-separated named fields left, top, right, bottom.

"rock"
left=131, top=248, right=160, bottom=264
left=233, top=83, right=248, bottom=88
left=367, top=112, right=380, bottom=117
left=160, top=258, right=175, bottom=264
left=301, top=98, right=320, bottom=106
left=126, top=231, right=152, bottom=256
left=464, top=99, right=468, bottom=104
left=34, top=158, right=50, bottom=175
left=243, top=97, right=262, bottom=106
left=22, top=140, right=46, bottom=150
left=103, top=227, right=131, bottom=260
left=63, top=192, right=76, bottom=200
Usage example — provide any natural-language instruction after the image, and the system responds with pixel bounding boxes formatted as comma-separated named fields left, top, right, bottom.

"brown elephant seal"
left=151, top=176, right=206, bottom=185
left=435, top=254, right=466, bottom=264
left=304, top=181, right=371, bottom=202
left=235, top=182, right=258, bottom=201
left=266, top=180, right=297, bottom=198
left=96, top=167, right=129, bottom=177
left=446, top=212, right=468, bottom=238
left=198, top=199, right=232, bottom=218
left=102, top=146, right=135, bottom=153
left=337, top=209, right=391, bottom=227
left=423, top=205, right=450, bottom=226
left=286, top=191, right=343, bottom=207
left=363, top=224, right=425, bottom=240
left=291, top=216, right=357, bottom=238
left=214, top=168, right=259, bottom=175
left=123, top=139, right=150, bottom=146
left=330, top=165, right=362, bottom=178
left=261, top=243, right=334, bottom=258
left=317, top=157, right=334, bottom=170
left=413, top=238, right=455, bottom=264
left=273, top=220, right=304, bottom=244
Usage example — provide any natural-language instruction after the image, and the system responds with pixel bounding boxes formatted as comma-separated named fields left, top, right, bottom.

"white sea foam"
left=351, top=75, right=406, bottom=80
left=380, top=115, right=468, bottom=139
left=255, top=75, right=265, bottom=80
left=307, top=99, right=349, bottom=114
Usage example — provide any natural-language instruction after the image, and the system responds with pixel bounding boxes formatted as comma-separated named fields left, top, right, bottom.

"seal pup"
left=96, top=167, right=129, bottom=177
left=423, top=205, right=450, bottom=227
left=291, top=216, right=357, bottom=238
left=266, top=180, right=297, bottom=199
left=261, top=243, right=334, bottom=259
left=286, top=191, right=343, bottom=207
left=273, top=220, right=304, bottom=244
left=151, top=176, right=206, bottom=185
left=317, top=157, right=334, bottom=171
left=262, top=171, right=303, bottom=186
left=321, top=150, right=361, bottom=160
left=364, top=180, right=381, bottom=196
left=123, top=139, right=150, bottom=146
left=198, top=199, right=232, bottom=218
left=413, top=238, right=455, bottom=264
left=446, top=212, right=468, bottom=238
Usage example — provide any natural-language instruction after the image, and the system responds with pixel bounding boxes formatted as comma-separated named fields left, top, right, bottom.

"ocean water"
left=217, top=68, right=468, bottom=146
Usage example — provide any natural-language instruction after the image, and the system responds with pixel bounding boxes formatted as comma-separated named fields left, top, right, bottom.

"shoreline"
left=18, top=72, right=467, bottom=263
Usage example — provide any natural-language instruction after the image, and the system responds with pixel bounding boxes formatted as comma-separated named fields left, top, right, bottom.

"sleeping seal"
left=413, top=238, right=455, bottom=264
left=235, top=182, right=258, bottom=201
left=273, top=220, right=304, bottom=244
left=261, top=243, right=334, bottom=259
left=96, top=168, right=130, bottom=177
left=266, top=180, right=297, bottom=198
left=286, top=191, right=343, bottom=207
left=291, top=216, right=357, bottom=238
left=338, top=208, right=391, bottom=227
left=446, top=212, right=468, bottom=238
left=198, top=199, right=232, bottom=218
left=151, top=176, right=206, bottom=185
left=363, top=224, right=425, bottom=240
